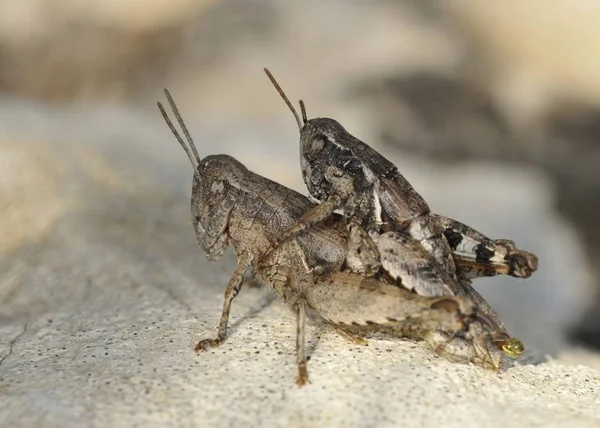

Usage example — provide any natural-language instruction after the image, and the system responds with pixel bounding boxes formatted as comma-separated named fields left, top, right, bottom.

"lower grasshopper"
left=157, top=90, right=519, bottom=385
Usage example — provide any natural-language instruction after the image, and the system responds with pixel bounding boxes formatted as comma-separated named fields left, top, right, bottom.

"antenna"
left=157, top=89, right=202, bottom=169
left=299, top=100, right=307, bottom=125
left=264, top=68, right=303, bottom=131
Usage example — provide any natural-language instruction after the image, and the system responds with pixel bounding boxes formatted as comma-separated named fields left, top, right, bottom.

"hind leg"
left=296, top=301, right=309, bottom=387
left=329, top=322, right=369, bottom=346
left=434, top=214, right=539, bottom=279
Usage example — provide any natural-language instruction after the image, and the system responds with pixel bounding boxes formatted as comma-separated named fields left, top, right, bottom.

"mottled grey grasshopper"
left=157, top=89, right=516, bottom=386
left=263, top=68, right=538, bottom=287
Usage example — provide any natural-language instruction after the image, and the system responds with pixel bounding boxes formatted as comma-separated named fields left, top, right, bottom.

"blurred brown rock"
left=0, top=0, right=215, bottom=101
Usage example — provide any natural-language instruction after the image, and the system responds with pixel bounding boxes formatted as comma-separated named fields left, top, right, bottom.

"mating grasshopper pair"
left=157, top=69, right=538, bottom=386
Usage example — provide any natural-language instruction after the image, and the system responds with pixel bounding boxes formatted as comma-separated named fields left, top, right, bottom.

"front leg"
left=296, top=300, right=309, bottom=387
left=434, top=214, right=539, bottom=279
left=343, top=192, right=381, bottom=277
left=282, top=195, right=342, bottom=244
left=195, top=254, right=251, bottom=351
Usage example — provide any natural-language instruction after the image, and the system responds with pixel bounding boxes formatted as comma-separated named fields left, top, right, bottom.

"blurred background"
left=1, top=0, right=599, bottom=359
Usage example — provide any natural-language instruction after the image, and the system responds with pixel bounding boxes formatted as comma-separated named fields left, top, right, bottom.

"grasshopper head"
left=264, top=68, right=370, bottom=205
left=190, top=155, right=249, bottom=259
left=299, top=117, right=370, bottom=203
left=158, top=90, right=248, bottom=260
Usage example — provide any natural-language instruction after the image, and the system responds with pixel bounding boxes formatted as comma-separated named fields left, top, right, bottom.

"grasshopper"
left=263, top=68, right=538, bottom=286
left=157, top=89, right=518, bottom=386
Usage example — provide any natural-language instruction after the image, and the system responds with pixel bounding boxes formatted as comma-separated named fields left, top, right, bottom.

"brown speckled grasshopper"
left=158, top=89, right=520, bottom=386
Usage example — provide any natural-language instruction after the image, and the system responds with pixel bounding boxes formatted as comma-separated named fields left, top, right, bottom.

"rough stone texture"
left=2, top=302, right=599, bottom=428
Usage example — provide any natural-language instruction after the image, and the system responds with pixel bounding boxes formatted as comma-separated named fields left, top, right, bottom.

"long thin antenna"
left=299, top=100, right=307, bottom=125
left=157, top=101, right=197, bottom=169
left=163, top=89, right=202, bottom=166
left=264, top=68, right=302, bottom=131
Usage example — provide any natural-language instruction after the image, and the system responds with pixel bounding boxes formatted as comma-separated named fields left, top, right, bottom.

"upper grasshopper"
left=263, top=68, right=537, bottom=288
left=157, top=89, right=518, bottom=386
left=263, top=68, right=537, bottom=285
